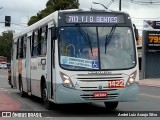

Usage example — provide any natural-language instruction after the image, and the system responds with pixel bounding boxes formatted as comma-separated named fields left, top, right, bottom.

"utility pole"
left=119, top=0, right=121, bottom=11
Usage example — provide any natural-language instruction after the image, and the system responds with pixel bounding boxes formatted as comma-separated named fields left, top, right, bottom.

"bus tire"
left=42, top=84, right=52, bottom=110
left=19, top=79, right=25, bottom=97
left=104, top=102, right=118, bottom=111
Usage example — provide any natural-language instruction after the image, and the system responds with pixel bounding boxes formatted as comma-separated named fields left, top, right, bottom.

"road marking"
left=3, top=89, right=8, bottom=92
left=0, top=75, right=7, bottom=78
left=0, top=88, right=8, bottom=92
left=140, top=93, right=160, bottom=99
left=0, top=88, right=10, bottom=94
left=140, top=83, right=160, bottom=87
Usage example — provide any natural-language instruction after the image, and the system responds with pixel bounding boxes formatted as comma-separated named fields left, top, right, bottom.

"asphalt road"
left=0, top=69, right=160, bottom=120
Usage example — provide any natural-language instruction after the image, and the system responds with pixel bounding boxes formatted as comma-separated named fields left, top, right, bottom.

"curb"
left=139, top=83, right=160, bottom=87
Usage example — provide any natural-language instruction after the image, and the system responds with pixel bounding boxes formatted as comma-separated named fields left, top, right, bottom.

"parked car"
left=6, top=63, right=11, bottom=69
left=0, top=62, right=7, bottom=69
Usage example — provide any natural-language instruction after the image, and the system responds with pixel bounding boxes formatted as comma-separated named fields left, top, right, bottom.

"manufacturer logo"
left=98, top=85, right=102, bottom=89
left=88, top=71, right=112, bottom=75
left=74, top=82, right=79, bottom=88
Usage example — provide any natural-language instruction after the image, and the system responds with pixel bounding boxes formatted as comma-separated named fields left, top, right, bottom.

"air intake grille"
left=70, top=73, right=127, bottom=101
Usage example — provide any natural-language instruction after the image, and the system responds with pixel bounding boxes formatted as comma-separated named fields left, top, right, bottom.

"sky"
left=1, top=0, right=160, bottom=35
left=0, top=0, right=47, bottom=34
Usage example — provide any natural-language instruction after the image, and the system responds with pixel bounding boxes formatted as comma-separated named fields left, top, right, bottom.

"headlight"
left=126, top=71, right=137, bottom=86
left=60, top=72, right=74, bottom=88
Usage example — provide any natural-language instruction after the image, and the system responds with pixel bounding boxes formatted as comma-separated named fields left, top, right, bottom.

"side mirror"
left=135, top=28, right=139, bottom=41
left=133, top=24, right=139, bottom=41
left=51, top=27, right=57, bottom=40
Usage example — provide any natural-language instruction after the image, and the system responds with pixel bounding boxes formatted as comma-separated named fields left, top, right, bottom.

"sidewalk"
left=0, top=91, right=21, bottom=111
left=139, top=79, right=160, bottom=87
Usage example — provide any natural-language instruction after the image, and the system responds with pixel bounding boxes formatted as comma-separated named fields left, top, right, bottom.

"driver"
left=110, top=34, right=122, bottom=48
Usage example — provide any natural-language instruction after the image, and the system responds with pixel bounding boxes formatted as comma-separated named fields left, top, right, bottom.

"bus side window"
left=20, top=37, right=24, bottom=58
left=22, top=36, right=27, bottom=59
left=37, top=29, right=42, bottom=56
left=31, top=31, right=38, bottom=57
left=43, top=26, right=48, bottom=55
left=37, top=26, right=48, bottom=56
left=30, top=36, right=32, bottom=55
left=16, top=39, right=19, bottom=59
left=17, top=37, right=23, bottom=59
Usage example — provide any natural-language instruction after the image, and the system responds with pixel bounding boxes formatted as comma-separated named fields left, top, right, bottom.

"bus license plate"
left=93, top=92, right=108, bottom=98
left=108, top=80, right=124, bottom=88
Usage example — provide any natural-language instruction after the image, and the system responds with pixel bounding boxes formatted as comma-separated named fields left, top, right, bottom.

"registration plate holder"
left=93, top=92, right=108, bottom=98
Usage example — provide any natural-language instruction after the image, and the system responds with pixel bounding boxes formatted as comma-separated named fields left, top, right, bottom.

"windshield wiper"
left=105, top=26, right=116, bottom=54
left=76, top=24, right=93, bottom=55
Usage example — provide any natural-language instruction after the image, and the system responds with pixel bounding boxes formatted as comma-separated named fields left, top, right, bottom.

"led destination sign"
left=65, top=13, right=125, bottom=24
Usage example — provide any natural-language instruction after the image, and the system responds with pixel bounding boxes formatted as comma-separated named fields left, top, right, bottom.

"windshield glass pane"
left=59, top=27, right=136, bottom=70
left=99, top=27, right=136, bottom=69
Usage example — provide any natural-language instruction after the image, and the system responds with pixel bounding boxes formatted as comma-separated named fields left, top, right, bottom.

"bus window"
left=22, top=36, right=27, bottom=59
left=41, top=27, right=48, bottom=56
left=59, top=27, right=99, bottom=69
left=32, top=31, right=38, bottom=57
left=17, top=37, right=24, bottom=59
left=37, top=27, right=48, bottom=56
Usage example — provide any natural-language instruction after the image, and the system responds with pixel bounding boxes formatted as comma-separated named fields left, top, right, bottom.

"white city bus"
left=11, top=8, right=139, bottom=110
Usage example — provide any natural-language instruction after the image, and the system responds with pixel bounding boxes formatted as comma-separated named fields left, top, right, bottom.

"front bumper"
left=55, top=82, right=139, bottom=104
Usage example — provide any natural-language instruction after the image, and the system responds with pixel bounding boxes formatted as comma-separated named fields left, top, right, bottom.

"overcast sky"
left=0, top=0, right=47, bottom=34
left=0, top=0, right=160, bottom=35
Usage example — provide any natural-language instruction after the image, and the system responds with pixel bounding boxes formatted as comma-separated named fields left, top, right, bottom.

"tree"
left=27, top=16, right=39, bottom=26
left=28, top=0, right=79, bottom=26
left=0, top=30, right=13, bottom=62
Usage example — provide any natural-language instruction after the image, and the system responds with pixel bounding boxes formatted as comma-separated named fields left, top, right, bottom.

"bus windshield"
left=59, top=26, right=136, bottom=70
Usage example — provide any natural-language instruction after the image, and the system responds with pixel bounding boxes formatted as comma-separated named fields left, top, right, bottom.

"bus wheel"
left=104, top=102, right=118, bottom=111
left=42, top=84, right=52, bottom=110
left=19, top=81, right=25, bottom=97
